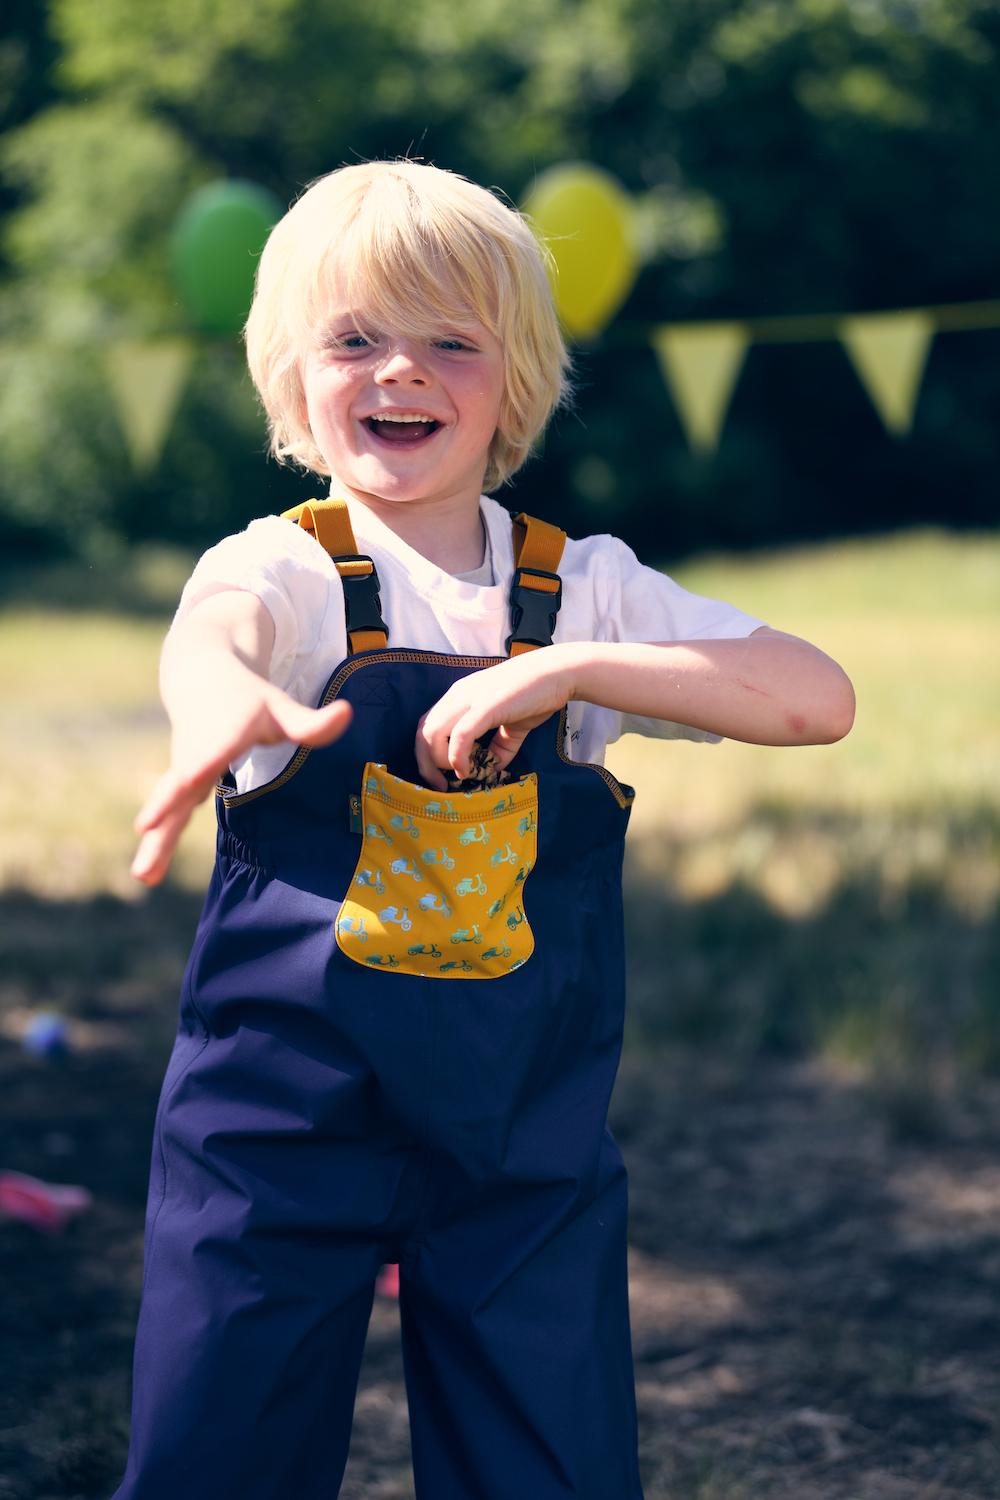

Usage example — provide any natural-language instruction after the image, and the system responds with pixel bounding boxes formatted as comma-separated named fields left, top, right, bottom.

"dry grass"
left=3, top=525, right=997, bottom=1103
left=2, top=525, right=999, bottom=1499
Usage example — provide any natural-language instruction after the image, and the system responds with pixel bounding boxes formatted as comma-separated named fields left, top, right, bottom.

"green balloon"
left=170, top=180, right=283, bottom=335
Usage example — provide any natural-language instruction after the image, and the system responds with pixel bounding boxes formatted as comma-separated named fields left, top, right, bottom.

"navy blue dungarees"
left=111, top=499, right=644, bottom=1500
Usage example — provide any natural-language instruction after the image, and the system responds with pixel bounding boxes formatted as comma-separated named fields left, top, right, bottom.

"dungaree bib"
left=112, top=499, right=644, bottom=1500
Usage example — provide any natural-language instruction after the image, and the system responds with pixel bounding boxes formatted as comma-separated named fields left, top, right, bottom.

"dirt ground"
left=2, top=887, right=1000, bottom=1500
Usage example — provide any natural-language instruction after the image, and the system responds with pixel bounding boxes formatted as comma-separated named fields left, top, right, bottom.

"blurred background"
left=1, top=2, right=998, bottom=1498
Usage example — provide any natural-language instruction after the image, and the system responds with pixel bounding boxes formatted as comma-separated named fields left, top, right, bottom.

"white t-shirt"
left=171, top=492, right=768, bottom=794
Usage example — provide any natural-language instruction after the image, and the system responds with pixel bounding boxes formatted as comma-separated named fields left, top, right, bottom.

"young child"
left=116, top=159, right=854, bottom=1500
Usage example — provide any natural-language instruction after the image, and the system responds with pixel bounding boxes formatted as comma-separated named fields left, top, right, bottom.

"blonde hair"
left=243, top=158, right=575, bottom=492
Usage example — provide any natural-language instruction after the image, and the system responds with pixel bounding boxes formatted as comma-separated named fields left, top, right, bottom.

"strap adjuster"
left=505, top=566, right=562, bottom=653
left=330, top=554, right=387, bottom=638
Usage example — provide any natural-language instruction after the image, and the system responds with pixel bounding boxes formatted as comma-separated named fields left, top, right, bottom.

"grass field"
left=2, top=524, right=999, bottom=1499
left=604, top=527, right=1000, bottom=1121
left=4, top=526, right=996, bottom=861
left=2, top=525, right=996, bottom=1098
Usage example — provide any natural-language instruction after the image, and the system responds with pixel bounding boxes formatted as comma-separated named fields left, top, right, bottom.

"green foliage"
left=52, top=0, right=301, bottom=102
left=2, top=0, right=999, bottom=559
left=1, top=99, right=202, bottom=334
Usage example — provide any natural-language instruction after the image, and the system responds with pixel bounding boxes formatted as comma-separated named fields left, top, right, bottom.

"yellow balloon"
left=521, top=163, right=637, bottom=340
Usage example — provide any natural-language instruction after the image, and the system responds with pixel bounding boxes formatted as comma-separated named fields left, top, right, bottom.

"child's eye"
left=319, top=330, right=375, bottom=351
left=436, top=339, right=472, bottom=352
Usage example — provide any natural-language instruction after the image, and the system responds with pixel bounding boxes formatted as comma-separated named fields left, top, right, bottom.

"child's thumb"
left=486, top=723, right=528, bottom=770
left=272, top=696, right=353, bottom=747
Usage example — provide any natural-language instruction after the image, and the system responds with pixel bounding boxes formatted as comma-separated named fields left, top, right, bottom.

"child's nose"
left=375, top=340, right=432, bottom=382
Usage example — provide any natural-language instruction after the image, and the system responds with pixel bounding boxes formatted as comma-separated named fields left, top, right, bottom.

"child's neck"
left=332, top=488, right=488, bottom=574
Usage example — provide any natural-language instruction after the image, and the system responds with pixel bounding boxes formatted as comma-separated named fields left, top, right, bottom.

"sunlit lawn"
left=2, top=524, right=997, bottom=1101
left=615, top=525, right=998, bottom=821
left=3, top=523, right=1000, bottom=1500
left=608, top=526, right=998, bottom=931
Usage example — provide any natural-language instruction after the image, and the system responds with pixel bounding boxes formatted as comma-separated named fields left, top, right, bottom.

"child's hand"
left=415, top=646, right=576, bottom=792
left=130, top=679, right=352, bottom=887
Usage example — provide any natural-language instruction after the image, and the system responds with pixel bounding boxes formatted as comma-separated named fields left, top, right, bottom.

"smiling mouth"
left=363, top=416, right=442, bottom=447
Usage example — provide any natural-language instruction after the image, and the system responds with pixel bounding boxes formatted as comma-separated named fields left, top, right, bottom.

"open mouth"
left=363, top=416, right=443, bottom=448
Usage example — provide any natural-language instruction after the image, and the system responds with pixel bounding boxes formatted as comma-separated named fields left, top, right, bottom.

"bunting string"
left=89, top=298, right=1000, bottom=471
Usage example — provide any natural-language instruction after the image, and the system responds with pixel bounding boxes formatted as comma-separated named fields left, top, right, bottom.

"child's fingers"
left=444, top=708, right=512, bottom=778
left=133, top=767, right=207, bottom=835
left=130, top=828, right=165, bottom=884
left=413, top=742, right=449, bottom=792
left=268, top=696, right=353, bottom=748
left=415, top=705, right=467, bottom=780
left=413, top=708, right=461, bottom=792
left=133, top=769, right=181, bottom=835
left=443, top=723, right=478, bottom=779
left=484, top=724, right=528, bottom=770
left=413, top=711, right=451, bottom=791
left=132, top=699, right=352, bottom=876
left=305, top=698, right=353, bottom=743
left=130, top=802, right=191, bottom=885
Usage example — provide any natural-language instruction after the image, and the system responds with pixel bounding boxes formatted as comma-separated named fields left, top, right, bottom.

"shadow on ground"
left=1, top=842, right=999, bottom=1499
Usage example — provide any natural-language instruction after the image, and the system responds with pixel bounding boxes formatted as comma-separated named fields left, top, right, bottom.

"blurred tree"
left=1, top=0, right=997, bottom=563
left=0, top=1, right=59, bottom=241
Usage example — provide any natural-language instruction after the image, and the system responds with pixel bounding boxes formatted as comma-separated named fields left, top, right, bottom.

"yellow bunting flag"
left=838, top=310, right=935, bottom=437
left=651, top=322, right=750, bottom=455
left=104, top=338, right=195, bottom=473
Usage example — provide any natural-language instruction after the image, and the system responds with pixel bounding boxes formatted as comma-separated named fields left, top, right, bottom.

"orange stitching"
left=216, top=652, right=507, bottom=808
left=216, top=649, right=635, bottom=812
left=364, top=780, right=538, bottom=823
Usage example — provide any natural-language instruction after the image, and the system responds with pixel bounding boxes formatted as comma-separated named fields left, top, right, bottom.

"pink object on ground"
left=0, top=1169, right=93, bottom=1233
left=375, top=1261, right=400, bottom=1299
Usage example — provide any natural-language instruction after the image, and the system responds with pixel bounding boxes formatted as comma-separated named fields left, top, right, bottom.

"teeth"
left=369, top=413, right=437, bottom=424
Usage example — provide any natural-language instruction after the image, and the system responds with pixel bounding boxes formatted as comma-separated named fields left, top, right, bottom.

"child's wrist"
left=553, top=640, right=602, bottom=703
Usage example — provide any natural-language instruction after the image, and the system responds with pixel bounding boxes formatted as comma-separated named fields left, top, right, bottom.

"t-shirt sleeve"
left=170, top=515, right=337, bottom=690
left=596, top=534, right=769, bottom=745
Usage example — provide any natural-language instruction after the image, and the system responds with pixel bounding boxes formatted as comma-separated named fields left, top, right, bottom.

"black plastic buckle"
left=331, top=554, right=388, bottom=638
left=505, top=566, right=563, bottom=652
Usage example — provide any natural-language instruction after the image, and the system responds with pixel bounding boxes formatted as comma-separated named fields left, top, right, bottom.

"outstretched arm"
left=130, top=590, right=352, bottom=886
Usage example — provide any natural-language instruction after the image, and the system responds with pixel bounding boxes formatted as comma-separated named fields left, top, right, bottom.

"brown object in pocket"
left=443, top=740, right=513, bottom=794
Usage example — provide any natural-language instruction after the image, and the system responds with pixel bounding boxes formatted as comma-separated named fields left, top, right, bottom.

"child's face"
left=300, top=303, right=505, bottom=510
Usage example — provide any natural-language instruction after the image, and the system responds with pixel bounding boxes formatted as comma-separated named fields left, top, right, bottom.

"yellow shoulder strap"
left=507, top=511, right=567, bottom=656
left=511, top=512, right=567, bottom=576
left=280, top=500, right=566, bottom=659
left=280, top=498, right=388, bottom=653
left=282, top=497, right=359, bottom=557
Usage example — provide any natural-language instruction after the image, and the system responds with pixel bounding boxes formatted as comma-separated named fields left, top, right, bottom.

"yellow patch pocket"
left=335, top=761, right=538, bottom=979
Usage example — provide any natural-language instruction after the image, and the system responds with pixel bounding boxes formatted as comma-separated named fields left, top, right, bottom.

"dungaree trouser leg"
left=110, top=505, right=644, bottom=1500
